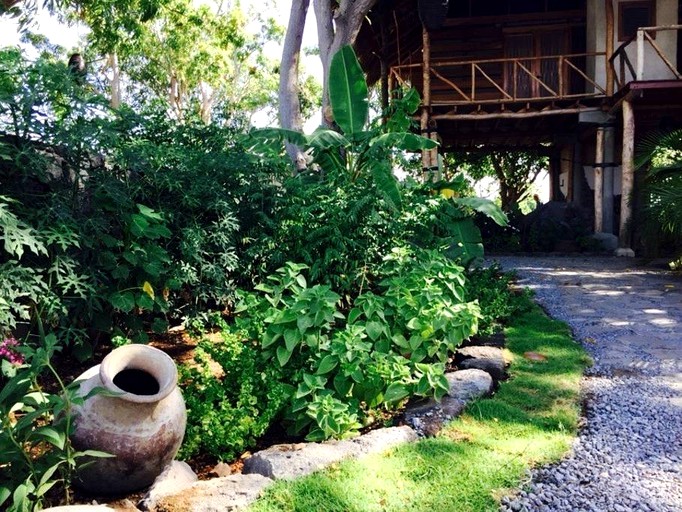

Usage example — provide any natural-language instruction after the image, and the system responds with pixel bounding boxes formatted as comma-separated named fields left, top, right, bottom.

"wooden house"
left=355, top=0, right=682, bottom=255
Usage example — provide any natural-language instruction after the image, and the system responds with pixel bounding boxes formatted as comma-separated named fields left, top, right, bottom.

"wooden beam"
left=432, top=107, right=600, bottom=121
left=618, top=98, right=635, bottom=251
left=605, top=0, right=614, bottom=96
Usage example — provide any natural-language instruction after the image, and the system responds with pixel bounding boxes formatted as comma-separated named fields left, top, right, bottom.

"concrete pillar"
left=617, top=99, right=635, bottom=256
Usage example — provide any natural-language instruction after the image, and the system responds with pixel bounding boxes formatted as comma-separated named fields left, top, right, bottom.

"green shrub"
left=179, top=329, right=291, bottom=461
left=228, top=248, right=480, bottom=441
left=465, top=264, right=531, bottom=336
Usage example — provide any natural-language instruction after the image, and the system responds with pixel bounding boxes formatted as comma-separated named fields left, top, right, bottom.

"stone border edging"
left=147, top=363, right=501, bottom=511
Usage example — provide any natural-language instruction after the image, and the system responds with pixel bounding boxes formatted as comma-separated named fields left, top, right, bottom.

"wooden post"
left=421, top=25, right=433, bottom=178
left=618, top=98, right=635, bottom=253
left=594, top=126, right=605, bottom=232
left=605, top=0, right=614, bottom=96
left=636, top=29, right=645, bottom=80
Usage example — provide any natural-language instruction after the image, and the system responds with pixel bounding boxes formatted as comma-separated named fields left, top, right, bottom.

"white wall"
left=587, top=0, right=679, bottom=90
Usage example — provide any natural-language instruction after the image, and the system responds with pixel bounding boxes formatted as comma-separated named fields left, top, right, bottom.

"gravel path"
left=493, top=256, right=682, bottom=512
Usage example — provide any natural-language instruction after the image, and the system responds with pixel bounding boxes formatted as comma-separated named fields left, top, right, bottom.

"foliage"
left=447, top=150, right=547, bottom=212
left=251, top=45, right=437, bottom=209
left=464, top=264, right=531, bottom=336
left=0, top=333, right=113, bottom=511
left=635, top=129, right=682, bottom=256
left=229, top=249, right=480, bottom=441
left=0, top=47, right=290, bottom=355
left=248, top=298, right=590, bottom=512
left=179, top=328, right=291, bottom=461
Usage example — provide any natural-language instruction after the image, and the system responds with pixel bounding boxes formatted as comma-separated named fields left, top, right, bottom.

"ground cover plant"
left=246, top=297, right=590, bottom=512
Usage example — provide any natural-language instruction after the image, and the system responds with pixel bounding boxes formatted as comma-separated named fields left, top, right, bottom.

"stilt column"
left=594, top=126, right=605, bottom=232
left=617, top=99, right=635, bottom=256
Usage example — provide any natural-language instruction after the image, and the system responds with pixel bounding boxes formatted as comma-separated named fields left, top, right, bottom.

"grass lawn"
left=247, top=299, right=591, bottom=512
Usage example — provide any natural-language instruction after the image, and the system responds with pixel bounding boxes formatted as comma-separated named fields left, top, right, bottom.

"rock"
left=242, top=442, right=348, bottom=480
left=455, top=346, right=508, bottom=382
left=346, top=426, right=418, bottom=455
left=614, top=247, right=635, bottom=257
left=243, top=426, right=417, bottom=480
left=154, top=474, right=272, bottom=512
left=445, top=369, right=494, bottom=401
left=591, top=232, right=618, bottom=252
left=210, top=462, right=233, bottom=478
left=139, top=461, right=198, bottom=511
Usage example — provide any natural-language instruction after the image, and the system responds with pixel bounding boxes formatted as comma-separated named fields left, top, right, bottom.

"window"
left=618, top=0, right=656, bottom=41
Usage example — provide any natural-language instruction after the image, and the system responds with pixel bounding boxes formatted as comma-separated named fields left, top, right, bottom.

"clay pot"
left=70, top=345, right=186, bottom=495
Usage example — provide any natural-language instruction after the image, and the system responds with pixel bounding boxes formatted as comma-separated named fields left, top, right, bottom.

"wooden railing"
left=389, top=52, right=607, bottom=106
left=610, top=25, right=682, bottom=89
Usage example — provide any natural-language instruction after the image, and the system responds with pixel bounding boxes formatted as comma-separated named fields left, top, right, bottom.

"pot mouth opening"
left=100, top=345, right=177, bottom=403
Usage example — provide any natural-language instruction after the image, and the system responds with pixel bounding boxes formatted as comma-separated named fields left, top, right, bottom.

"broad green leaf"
left=447, top=218, right=484, bottom=266
left=370, top=163, right=402, bottom=210
left=384, top=382, right=410, bottom=403
left=31, top=426, right=66, bottom=449
left=276, top=345, right=293, bottom=367
left=109, top=291, right=136, bottom=312
left=0, top=373, right=31, bottom=407
left=454, top=197, right=508, bottom=226
left=329, top=45, right=369, bottom=135
left=0, top=486, right=10, bottom=507
left=370, top=132, right=437, bottom=151
left=75, top=449, right=116, bottom=458
left=365, top=321, right=384, bottom=341
left=283, top=328, right=300, bottom=352
left=316, top=354, right=338, bottom=375
left=306, top=129, right=350, bottom=150
left=250, top=127, right=307, bottom=147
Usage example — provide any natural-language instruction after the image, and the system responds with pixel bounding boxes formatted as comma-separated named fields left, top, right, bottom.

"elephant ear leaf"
left=446, top=218, right=484, bottom=267
left=453, top=197, right=508, bottom=227
left=328, top=45, right=369, bottom=136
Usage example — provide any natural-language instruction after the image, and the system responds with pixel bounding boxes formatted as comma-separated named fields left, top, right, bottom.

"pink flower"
left=0, top=336, right=24, bottom=365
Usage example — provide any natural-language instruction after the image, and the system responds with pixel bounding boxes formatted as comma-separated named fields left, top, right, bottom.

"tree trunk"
left=313, top=0, right=379, bottom=127
left=199, top=81, right=213, bottom=124
left=279, top=0, right=310, bottom=171
left=108, top=53, right=122, bottom=109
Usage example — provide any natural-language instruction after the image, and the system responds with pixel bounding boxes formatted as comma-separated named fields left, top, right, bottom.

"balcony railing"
left=389, top=52, right=607, bottom=107
left=610, top=25, right=682, bottom=89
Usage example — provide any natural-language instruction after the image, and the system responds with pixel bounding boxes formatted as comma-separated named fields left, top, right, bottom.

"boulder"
left=139, top=461, right=198, bottom=511
left=153, top=474, right=272, bottom=512
left=242, top=426, right=417, bottom=480
left=455, top=346, right=508, bottom=382
left=445, top=369, right=495, bottom=401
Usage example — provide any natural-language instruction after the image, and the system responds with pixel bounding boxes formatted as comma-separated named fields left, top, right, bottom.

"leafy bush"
left=228, top=248, right=480, bottom=441
left=465, top=264, right=531, bottom=336
left=179, top=329, right=291, bottom=461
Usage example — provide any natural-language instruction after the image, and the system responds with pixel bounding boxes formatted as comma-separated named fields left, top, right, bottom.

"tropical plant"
left=251, top=45, right=437, bottom=209
left=0, top=333, right=113, bottom=511
left=636, top=129, right=682, bottom=249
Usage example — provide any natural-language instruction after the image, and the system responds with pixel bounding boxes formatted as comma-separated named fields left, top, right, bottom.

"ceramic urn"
left=70, top=344, right=186, bottom=494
